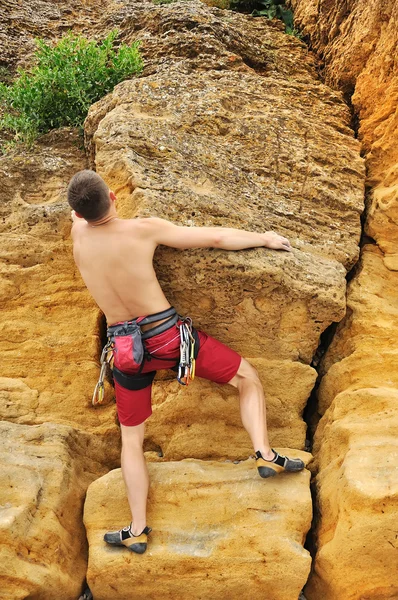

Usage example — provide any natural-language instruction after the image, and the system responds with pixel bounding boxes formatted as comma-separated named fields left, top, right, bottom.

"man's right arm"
left=135, top=217, right=292, bottom=252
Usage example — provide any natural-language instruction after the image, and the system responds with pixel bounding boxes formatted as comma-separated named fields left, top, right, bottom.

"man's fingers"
left=280, top=237, right=292, bottom=251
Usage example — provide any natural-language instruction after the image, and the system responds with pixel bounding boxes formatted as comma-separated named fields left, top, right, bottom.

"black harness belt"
left=113, top=367, right=156, bottom=391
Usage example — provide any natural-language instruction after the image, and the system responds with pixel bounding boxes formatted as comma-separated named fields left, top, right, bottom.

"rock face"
left=0, top=0, right=367, bottom=596
left=0, top=130, right=121, bottom=465
left=318, top=246, right=398, bottom=415
left=291, top=0, right=398, bottom=268
left=84, top=455, right=312, bottom=600
left=307, top=387, right=398, bottom=600
left=0, top=420, right=108, bottom=600
left=147, top=359, right=315, bottom=459
left=288, top=3, right=398, bottom=597
left=85, top=0, right=364, bottom=457
left=308, top=250, right=398, bottom=600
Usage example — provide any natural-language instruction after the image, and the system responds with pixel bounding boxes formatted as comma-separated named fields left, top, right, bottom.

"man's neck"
left=88, top=212, right=119, bottom=227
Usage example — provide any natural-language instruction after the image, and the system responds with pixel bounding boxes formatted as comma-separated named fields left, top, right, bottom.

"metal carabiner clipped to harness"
left=92, top=341, right=113, bottom=406
left=177, top=319, right=195, bottom=386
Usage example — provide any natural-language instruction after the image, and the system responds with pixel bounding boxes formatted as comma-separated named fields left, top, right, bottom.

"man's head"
left=67, top=170, right=113, bottom=221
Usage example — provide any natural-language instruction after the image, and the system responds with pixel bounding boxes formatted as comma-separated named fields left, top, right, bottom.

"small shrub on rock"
left=0, top=30, right=143, bottom=147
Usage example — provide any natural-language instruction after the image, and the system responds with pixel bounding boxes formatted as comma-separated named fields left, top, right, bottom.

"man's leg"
left=227, top=358, right=274, bottom=460
left=120, top=422, right=149, bottom=535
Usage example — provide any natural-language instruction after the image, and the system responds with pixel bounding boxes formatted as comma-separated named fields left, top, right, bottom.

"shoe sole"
left=257, top=466, right=277, bottom=478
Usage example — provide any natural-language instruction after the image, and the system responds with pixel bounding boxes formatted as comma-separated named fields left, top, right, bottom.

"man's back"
left=72, top=218, right=171, bottom=325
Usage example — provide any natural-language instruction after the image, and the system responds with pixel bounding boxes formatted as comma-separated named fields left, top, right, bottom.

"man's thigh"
left=194, top=330, right=242, bottom=385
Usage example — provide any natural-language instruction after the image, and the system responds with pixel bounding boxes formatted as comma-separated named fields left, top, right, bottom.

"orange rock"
left=306, top=388, right=398, bottom=600
left=0, top=420, right=109, bottom=600
left=291, top=0, right=398, bottom=265
left=84, top=455, right=313, bottom=600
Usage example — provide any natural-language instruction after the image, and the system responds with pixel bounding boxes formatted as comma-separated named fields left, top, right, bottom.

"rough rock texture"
left=307, top=388, right=398, bottom=600
left=0, top=0, right=119, bottom=72
left=0, top=130, right=120, bottom=464
left=84, top=456, right=312, bottom=600
left=147, top=359, right=315, bottom=459
left=0, top=420, right=108, bottom=600
left=84, top=0, right=364, bottom=456
left=318, top=246, right=398, bottom=415
left=291, top=0, right=398, bottom=268
left=279, top=4, right=398, bottom=595
left=308, top=249, right=398, bottom=599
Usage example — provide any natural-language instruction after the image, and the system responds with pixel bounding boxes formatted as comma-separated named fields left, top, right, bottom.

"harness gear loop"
left=92, top=340, right=113, bottom=406
left=177, top=318, right=196, bottom=386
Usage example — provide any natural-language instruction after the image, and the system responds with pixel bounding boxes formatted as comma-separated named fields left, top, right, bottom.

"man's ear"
left=109, top=191, right=117, bottom=202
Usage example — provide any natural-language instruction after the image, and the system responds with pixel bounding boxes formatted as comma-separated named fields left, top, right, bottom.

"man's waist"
left=107, top=307, right=178, bottom=340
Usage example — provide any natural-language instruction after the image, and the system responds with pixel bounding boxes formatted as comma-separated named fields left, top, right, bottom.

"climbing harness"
left=177, top=318, right=196, bottom=386
left=92, top=340, right=113, bottom=406
left=92, top=308, right=199, bottom=405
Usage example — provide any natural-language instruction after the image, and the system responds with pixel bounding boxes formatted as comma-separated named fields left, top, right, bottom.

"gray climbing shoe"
left=256, top=450, right=305, bottom=478
left=104, top=524, right=152, bottom=554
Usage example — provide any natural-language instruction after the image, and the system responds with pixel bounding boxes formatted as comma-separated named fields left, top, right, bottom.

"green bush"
left=231, top=0, right=295, bottom=32
left=0, top=30, right=143, bottom=146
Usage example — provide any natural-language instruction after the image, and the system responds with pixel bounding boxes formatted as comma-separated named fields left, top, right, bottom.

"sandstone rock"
left=0, top=420, right=109, bottom=600
left=84, top=455, right=312, bottom=600
left=85, top=2, right=364, bottom=455
left=0, top=130, right=120, bottom=464
left=306, top=245, right=398, bottom=597
left=146, top=358, right=316, bottom=459
left=88, top=3, right=365, bottom=272
left=305, top=388, right=398, bottom=600
left=290, top=0, right=398, bottom=267
left=0, top=0, right=117, bottom=72
left=318, top=245, right=398, bottom=415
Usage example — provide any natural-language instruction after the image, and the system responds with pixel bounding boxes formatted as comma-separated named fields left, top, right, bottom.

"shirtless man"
left=68, top=169, right=304, bottom=554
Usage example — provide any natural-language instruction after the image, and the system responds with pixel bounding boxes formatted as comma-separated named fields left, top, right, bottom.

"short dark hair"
left=67, top=170, right=110, bottom=221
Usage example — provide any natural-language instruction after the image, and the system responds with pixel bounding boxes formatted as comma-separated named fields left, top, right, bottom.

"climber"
left=67, top=169, right=305, bottom=555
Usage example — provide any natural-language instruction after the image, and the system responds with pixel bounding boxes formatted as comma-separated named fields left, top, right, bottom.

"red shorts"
left=113, top=323, right=241, bottom=427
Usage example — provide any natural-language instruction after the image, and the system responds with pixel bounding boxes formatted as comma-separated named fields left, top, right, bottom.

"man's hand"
left=262, top=231, right=292, bottom=252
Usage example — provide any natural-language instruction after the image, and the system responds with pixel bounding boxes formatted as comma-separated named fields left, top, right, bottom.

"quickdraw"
left=92, top=340, right=113, bottom=406
left=177, top=318, right=196, bottom=386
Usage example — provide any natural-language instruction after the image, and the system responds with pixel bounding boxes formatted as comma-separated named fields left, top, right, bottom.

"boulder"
left=0, top=420, right=109, bottom=600
left=0, top=131, right=120, bottom=465
left=84, top=454, right=312, bottom=600
left=305, top=388, right=398, bottom=600
left=291, top=0, right=398, bottom=267
left=318, top=246, right=398, bottom=414
left=85, top=2, right=364, bottom=453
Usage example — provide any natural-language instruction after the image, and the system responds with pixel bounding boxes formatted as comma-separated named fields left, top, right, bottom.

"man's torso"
left=71, top=218, right=171, bottom=325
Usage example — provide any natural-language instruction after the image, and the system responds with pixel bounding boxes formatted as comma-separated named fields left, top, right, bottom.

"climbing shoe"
left=256, top=450, right=305, bottom=478
left=104, top=524, right=152, bottom=554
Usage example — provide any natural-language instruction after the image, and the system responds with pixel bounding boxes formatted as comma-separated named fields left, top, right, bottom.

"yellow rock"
left=0, top=420, right=109, bottom=600
left=147, top=358, right=316, bottom=459
left=0, top=131, right=121, bottom=464
left=306, top=388, right=398, bottom=600
left=84, top=454, right=312, bottom=600
left=291, top=0, right=398, bottom=266
left=319, top=246, right=398, bottom=414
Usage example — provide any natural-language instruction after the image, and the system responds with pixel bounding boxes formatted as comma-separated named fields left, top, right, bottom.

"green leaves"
left=0, top=30, right=143, bottom=148
left=231, top=0, right=295, bottom=32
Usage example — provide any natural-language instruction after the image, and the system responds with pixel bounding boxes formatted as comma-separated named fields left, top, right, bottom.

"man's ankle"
left=130, top=522, right=147, bottom=536
left=256, top=448, right=275, bottom=461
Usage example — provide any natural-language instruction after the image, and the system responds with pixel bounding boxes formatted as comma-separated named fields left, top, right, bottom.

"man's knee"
left=228, top=358, right=261, bottom=388
left=121, top=422, right=145, bottom=449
